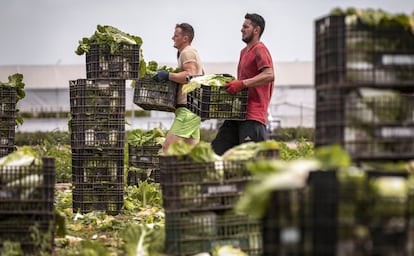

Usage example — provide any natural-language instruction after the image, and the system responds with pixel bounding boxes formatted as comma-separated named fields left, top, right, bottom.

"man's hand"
left=153, top=70, right=170, bottom=82
left=225, top=80, right=246, bottom=94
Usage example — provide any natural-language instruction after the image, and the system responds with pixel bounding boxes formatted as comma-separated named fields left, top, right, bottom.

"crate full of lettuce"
left=184, top=74, right=248, bottom=120
left=133, top=61, right=179, bottom=112
left=0, top=147, right=55, bottom=254
left=159, top=140, right=279, bottom=212
left=127, top=127, right=166, bottom=185
left=76, top=25, right=144, bottom=79
left=0, top=73, right=25, bottom=157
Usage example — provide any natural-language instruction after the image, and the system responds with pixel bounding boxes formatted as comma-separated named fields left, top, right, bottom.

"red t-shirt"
left=237, top=42, right=274, bottom=125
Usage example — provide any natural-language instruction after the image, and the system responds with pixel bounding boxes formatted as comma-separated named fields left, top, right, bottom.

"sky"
left=0, top=0, right=412, bottom=66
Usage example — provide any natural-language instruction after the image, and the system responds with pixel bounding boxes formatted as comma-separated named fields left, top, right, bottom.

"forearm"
left=168, top=71, right=189, bottom=84
left=242, top=67, right=274, bottom=88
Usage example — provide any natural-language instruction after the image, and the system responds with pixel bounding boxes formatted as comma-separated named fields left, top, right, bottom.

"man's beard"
left=242, top=33, right=253, bottom=44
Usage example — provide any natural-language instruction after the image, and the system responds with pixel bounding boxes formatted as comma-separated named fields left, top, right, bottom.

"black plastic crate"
left=69, top=79, right=126, bottom=116
left=128, top=144, right=162, bottom=170
left=187, top=85, right=248, bottom=120
left=86, top=43, right=140, bottom=79
left=71, top=149, right=124, bottom=186
left=261, top=189, right=305, bottom=256
left=164, top=211, right=262, bottom=256
left=0, top=86, right=16, bottom=118
left=0, top=119, right=16, bottom=158
left=315, top=14, right=414, bottom=89
left=72, top=187, right=124, bottom=215
left=133, top=75, right=178, bottom=112
left=0, top=87, right=17, bottom=158
left=0, top=157, right=55, bottom=255
left=315, top=87, right=414, bottom=161
left=71, top=118, right=125, bottom=150
left=127, top=168, right=160, bottom=186
left=303, top=170, right=413, bottom=256
left=72, top=148, right=124, bottom=215
left=159, top=156, right=252, bottom=212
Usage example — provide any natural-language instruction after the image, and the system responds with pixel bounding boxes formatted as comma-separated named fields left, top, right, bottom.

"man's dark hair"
left=245, top=13, right=265, bottom=37
left=176, top=23, right=195, bottom=42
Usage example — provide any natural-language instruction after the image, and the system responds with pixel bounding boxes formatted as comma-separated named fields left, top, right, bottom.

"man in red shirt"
left=212, top=13, right=275, bottom=156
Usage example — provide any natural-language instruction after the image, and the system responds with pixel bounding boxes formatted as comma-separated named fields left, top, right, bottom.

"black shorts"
left=211, top=120, right=268, bottom=156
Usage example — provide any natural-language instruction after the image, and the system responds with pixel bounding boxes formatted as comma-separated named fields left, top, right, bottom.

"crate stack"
left=0, top=86, right=16, bottom=157
left=314, top=14, right=414, bottom=161
left=159, top=149, right=279, bottom=256
left=262, top=170, right=414, bottom=255
left=70, top=43, right=140, bottom=214
left=0, top=157, right=56, bottom=255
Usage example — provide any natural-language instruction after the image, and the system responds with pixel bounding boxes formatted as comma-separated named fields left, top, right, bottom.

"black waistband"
left=176, top=104, right=187, bottom=108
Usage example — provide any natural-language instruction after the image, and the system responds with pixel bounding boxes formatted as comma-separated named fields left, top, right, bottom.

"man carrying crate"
left=212, top=13, right=275, bottom=155
left=153, top=23, right=204, bottom=153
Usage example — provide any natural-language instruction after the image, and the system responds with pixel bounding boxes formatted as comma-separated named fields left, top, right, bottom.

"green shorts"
left=169, top=107, right=201, bottom=139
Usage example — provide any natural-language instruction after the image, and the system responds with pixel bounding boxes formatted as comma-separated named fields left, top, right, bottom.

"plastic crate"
left=159, top=156, right=252, bottom=212
left=71, top=148, right=124, bottom=215
left=164, top=211, right=262, bottom=256
left=133, top=75, right=178, bottom=112
left=303, top=170, right=413, bottom=256
left=72, top=187, right=124, bottom=215
left=128, top=144, right=162, bottom=170
left=86, top=43, right=140, bottom=79
left=71, top=118, right=125, bottom=150
left=0, top=157, right=55, bottom=254
left=261, top=189, right=305, bottom=256
left=127, top=168, right=160, bottom=186
left=69, top=79, right=126, bottom=116
left=315, top=87, right=414, bottom=161
left=315, top=14, right=414, bottom=89
left=0, top=87, right=17, bottom=158
left=187, top=85, right=248, bottom=120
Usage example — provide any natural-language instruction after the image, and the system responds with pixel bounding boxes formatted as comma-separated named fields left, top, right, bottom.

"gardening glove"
left=153, top=70, right=170, bottom=82
left=225, top=80, right=245, bottom=94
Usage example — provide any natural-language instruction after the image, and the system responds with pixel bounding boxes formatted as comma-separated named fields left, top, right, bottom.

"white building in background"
left=0, top=61, right=314, bottom=130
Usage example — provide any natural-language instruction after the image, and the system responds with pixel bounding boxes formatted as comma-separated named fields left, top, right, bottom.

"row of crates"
left=133, top=75, right=248, bottom=120
left=0, top=87, right=17, bottom=157
left=0, top=157, right=56, bottom=255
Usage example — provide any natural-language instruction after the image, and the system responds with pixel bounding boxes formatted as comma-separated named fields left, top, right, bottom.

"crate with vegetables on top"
left=0, top=73, right=25, bottom=158
left=127, top=127, right=166, bottom=185
left=184, top=74, right=248, bottom=120
left=133, top=61, right=179, bottom=112
left=0, top=147, right=55, bottom=254
left=75, top=25, right=144, bottom=79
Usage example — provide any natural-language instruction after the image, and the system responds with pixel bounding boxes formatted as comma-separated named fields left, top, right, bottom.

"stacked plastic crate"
left=0, top=157, right=56, bottom=254
left=127, top=143, right=162, bottom=185
left=262, top=169, right=414, bottom=256
left=159, top=149, right=280, bottom=256
left=70, top=43, right=140, bottom=214
left=131, top=71, right=179, bottom=185
left=0, top=86, right=16, bottom=157
left=314, top=13, right=414, bottom=161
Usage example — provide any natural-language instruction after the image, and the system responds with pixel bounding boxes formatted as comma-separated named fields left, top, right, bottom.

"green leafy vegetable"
left=182, top=74, right=235, bottom=93
left=0, top=73, right=26, bottom=126
left=75, top=25, right=142, bottom=55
